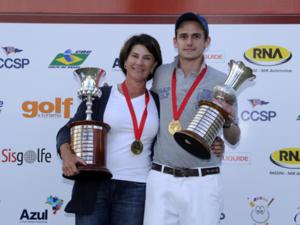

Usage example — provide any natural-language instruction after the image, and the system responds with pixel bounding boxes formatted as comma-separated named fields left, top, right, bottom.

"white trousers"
left=143, top=169, right=223, bottom=225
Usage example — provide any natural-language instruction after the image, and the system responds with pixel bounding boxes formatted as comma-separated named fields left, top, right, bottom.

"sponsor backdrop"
left=0, top=23, right=299, bottom=225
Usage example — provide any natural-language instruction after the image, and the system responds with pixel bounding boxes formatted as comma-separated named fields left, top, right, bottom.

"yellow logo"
left=270, top=148, right=300, bottom=169
left=244, top=45, right=292, bottom=66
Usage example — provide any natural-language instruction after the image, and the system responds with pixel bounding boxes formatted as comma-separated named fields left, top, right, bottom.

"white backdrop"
left=0, top=23, right=299, bottom=225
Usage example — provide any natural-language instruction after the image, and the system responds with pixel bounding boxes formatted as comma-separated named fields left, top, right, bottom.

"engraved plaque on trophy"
left=174, top=60, right=256, bottom=159
left=65, top=67, right=112, bottom=180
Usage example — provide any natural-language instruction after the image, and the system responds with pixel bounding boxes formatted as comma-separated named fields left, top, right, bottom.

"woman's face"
left=124, top=44, right=157, bottom=83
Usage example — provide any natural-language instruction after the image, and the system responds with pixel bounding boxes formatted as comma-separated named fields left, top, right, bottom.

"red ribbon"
left=121, top=81, right=150, bottom=141
left=171, top=65, right=208, bottom=120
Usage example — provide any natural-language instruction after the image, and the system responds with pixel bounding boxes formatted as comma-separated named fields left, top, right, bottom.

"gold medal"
left=168, top=120, right=182, bottom=135
left=131, top=140, right=143, bottom=155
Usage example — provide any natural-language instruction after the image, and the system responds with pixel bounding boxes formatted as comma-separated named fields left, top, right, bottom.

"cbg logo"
left=241, top=99, right=276, bottom=121
left=0, top=148, right=51, bottom=165
left=270, top=148, right=300, bottom=169
left=22, top=97, right=73, bottom=118
left=244, top=45, right=292, bottom=66
left=0, top=46, right=30, bottom=69
left=49, top=49, right=91, bottom=68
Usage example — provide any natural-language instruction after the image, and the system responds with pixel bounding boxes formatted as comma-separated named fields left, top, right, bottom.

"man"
left=143, top=12, right=240, bottom=225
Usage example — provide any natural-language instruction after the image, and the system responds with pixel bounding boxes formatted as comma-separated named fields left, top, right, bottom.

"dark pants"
left=76, top=179, right=146, bottom=225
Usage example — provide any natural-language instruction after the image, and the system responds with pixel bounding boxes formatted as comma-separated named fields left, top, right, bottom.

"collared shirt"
left=151, top=57, right=228, bottom=168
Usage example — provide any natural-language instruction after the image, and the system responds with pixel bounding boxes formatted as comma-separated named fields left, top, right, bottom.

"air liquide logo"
left=244, top=45, right=292, bottom=66
left=241, top=99, right=276, bottom=122
left=270, top=148, right=300, bottom=169
left=0, top=46, right=30, bottom=69
left=21, top=97, right=73, bottom=118
left=248, top=196, right=274, bottom=225
left=49, top=49, right=91, bottom=68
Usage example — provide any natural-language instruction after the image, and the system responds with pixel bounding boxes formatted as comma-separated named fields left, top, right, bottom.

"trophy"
left=65, top=67, right=112, bottom=180
left=174, top=60, right=256, bottom=159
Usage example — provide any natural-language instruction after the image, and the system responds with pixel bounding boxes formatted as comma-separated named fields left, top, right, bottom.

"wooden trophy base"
left=63, top=164, right=112, bottom=180
left=174, top=130, right=211, bottom=159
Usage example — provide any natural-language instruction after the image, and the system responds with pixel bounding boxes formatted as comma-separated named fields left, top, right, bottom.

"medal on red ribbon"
left=121, top=81, right=150, bottom=155
left=169, top=65, right=208, bottom=135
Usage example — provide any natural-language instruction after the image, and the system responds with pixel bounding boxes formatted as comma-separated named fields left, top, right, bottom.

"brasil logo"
left=49, top=49, right=91, bottom=68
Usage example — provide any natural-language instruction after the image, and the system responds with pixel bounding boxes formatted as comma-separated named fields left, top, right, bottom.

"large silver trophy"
left=174, top=60, right=255, bottom=159
left=65, top=67, right=112, bottom=180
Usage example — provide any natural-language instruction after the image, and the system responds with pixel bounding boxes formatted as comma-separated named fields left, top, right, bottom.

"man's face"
left=174, top=21, right=210, bottom=62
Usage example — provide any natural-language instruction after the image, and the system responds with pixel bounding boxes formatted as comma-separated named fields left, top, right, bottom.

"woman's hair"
left=119, top=34, right=162, bottom=81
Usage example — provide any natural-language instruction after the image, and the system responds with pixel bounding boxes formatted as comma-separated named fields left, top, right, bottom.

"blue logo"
left=241, top=99, right=276, bottom=122
left=0, top=46, right=30, bottom=69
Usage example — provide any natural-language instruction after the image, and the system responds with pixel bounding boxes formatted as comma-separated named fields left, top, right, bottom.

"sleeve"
left=56, top=101, right=87, bottom=156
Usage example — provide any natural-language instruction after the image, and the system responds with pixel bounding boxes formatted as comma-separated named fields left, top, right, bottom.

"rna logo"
left=49, top=49, right=91, bottom=68
left=244, top=45, right=292, bottom=66
left=270, top=148, right=300, bottom=169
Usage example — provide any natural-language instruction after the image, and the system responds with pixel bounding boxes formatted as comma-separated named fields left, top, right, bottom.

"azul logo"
left=241, top=99, right=276, bottom=121
left=270, top=148, right=300, bottom=169
left=20, top=209, right=48, bottom=222
left=0, top=148, right=51, bottom=165
left=248, top=196, right=274, bottom=225
left=46, top=196, right=64, bottom=214
left=0, top=46, right=30, bottom=69
left=22, top=97, right=73, bottom=118
left=244, top=45, right=292, bottom=66
left=0, top=100, right=3, bottom=113
left=49, top=49, right=91, bottom=68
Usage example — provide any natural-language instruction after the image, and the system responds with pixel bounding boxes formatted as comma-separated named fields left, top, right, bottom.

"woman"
left=56, top=33, right=162, bottom=225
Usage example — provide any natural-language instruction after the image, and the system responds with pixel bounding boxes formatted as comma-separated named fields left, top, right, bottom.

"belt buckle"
left=174, top=168, right=189, bottom=177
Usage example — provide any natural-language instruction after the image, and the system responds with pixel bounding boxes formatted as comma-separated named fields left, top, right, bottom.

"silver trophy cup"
left=65, top=67, right=112, bottom=180
left=174, top=60, right=256, bottom=159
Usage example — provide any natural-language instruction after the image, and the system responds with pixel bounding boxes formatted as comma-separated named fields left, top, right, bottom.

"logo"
left=0, top=46, right=30, bottom=69
left=0, top=148, right=51, bottom=165
left=49, top=49, right=91, bottom=68
left=248, top=196, right=274, bottom=225
left=21, top=97, right=73, bottom=118
left=294, top=207, right=300, bottom=225
left=204, top=51, right=225, bottom=63
left=0, top=100, right=3, bottom=113
left=223, top=152, right=251, bottom=165
left=270, top=148, right=300, bottom=169
left=46, top=196, right=64, bottom=214
left=244, top=45, right=292, bottom=66
left=241, top=99, right=276, bottom=122
left=112, top=57, right=121, bottom=71
left=248, top=99, right=269, bottom=108
left=19, top=209, right=48, bottom=223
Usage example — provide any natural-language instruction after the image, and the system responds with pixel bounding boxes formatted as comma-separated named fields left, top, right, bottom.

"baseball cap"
left=175, top=12, right=209, bottom=38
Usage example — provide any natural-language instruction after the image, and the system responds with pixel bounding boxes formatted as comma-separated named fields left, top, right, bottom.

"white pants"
left=143, top=169, right=223, bottom=225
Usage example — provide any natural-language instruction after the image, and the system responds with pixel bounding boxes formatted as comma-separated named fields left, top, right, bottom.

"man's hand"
left=210, top=136, right=224, bottom=158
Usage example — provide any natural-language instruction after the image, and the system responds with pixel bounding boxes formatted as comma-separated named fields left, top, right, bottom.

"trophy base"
left=174, top=130, right=211, bottom=159
left=63, top=165, right=112, bottom=180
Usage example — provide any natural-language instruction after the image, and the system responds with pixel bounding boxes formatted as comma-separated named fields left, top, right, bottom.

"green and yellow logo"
left=49, top=49, right=91, bottom=68
left=244, top=45, right=292, bottom=66
left=270, top=148, right=300, bottom=169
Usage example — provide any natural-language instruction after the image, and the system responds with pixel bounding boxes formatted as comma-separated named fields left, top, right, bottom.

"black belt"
left=152, top=163, right=220, bottom=177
